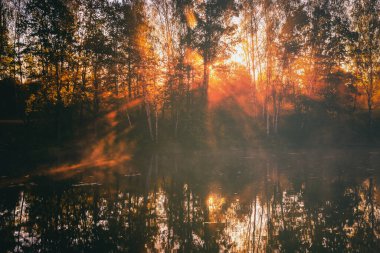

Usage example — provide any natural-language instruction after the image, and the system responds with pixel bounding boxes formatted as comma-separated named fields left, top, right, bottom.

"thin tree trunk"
left=275, top=99, right=280, bottom=134
left=175, top=109, right=179, bottom=139
left=266, top=106, right=270, bottom=135
left=249, top=3, right=257, bottom=113
left=128, top=54, right=132, bottom=99
left=144, top=93, right=154, bottom=141
left=272, top=89, right=277, bottom=133
left=126, top=106, right=132, bottom=127
left=155, top=106, right=158, bottom=143
left=368, top=95, right=373, bottom=132
left=203, top=58, right=209, bottom=97
left=56, top=61, right=62, bottom=143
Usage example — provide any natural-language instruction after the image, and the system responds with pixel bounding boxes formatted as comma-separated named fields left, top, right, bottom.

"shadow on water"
left=1, top=148, right=380, bottom=252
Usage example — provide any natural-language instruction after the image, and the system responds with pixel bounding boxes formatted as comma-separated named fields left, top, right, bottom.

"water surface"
left=1, top=148, right=380, bottom=252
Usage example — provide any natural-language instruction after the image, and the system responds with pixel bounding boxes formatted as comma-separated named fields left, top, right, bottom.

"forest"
left=1, top=0, right=380, bottom=154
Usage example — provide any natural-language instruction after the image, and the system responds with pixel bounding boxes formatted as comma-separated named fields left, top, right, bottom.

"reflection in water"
left=1, top=149, right=380, bottom=252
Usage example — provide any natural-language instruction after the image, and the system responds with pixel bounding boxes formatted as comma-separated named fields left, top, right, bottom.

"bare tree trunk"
left=128, top=54, right=132, bottom=99
left=203, top=58, right=209, bottom=98
left=175, top=108, right=179, bottom=139
left=266, top=102, right=270, bottom=135
left=272, top=89, right=277, bottom=134
left=93, top=63, right=99, bottom=136
left=368, top=93, right=373, bottom=132
left=275, top=99, right=280, bottom=134
left=56, top=61, right=62, bottom=143
left=126, top=106, right=132, bottom=128
left=93, top=64, right=99, bottom=116
left=249, top=2, right=257, bottom=114
left=155, top=106, right=158, bottom=143
left=144, top=91, right=154, bottom=141
left=367, top=66, right=374, bottom=133
left=16, top=0, right=22, bottom=84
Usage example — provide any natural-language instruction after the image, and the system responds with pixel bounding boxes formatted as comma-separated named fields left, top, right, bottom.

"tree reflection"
left=0, top=151, right=380, bottom=252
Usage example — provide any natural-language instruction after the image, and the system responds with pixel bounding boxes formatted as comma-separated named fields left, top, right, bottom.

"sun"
left=228, top=44, right=246, bottom=66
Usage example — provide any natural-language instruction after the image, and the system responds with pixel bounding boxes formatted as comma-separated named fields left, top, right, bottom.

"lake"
left=1, top=148, right=380, bottom=252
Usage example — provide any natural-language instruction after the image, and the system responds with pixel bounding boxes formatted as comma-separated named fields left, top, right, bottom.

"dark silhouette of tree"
left=193, top=0, right=238, bottom=97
